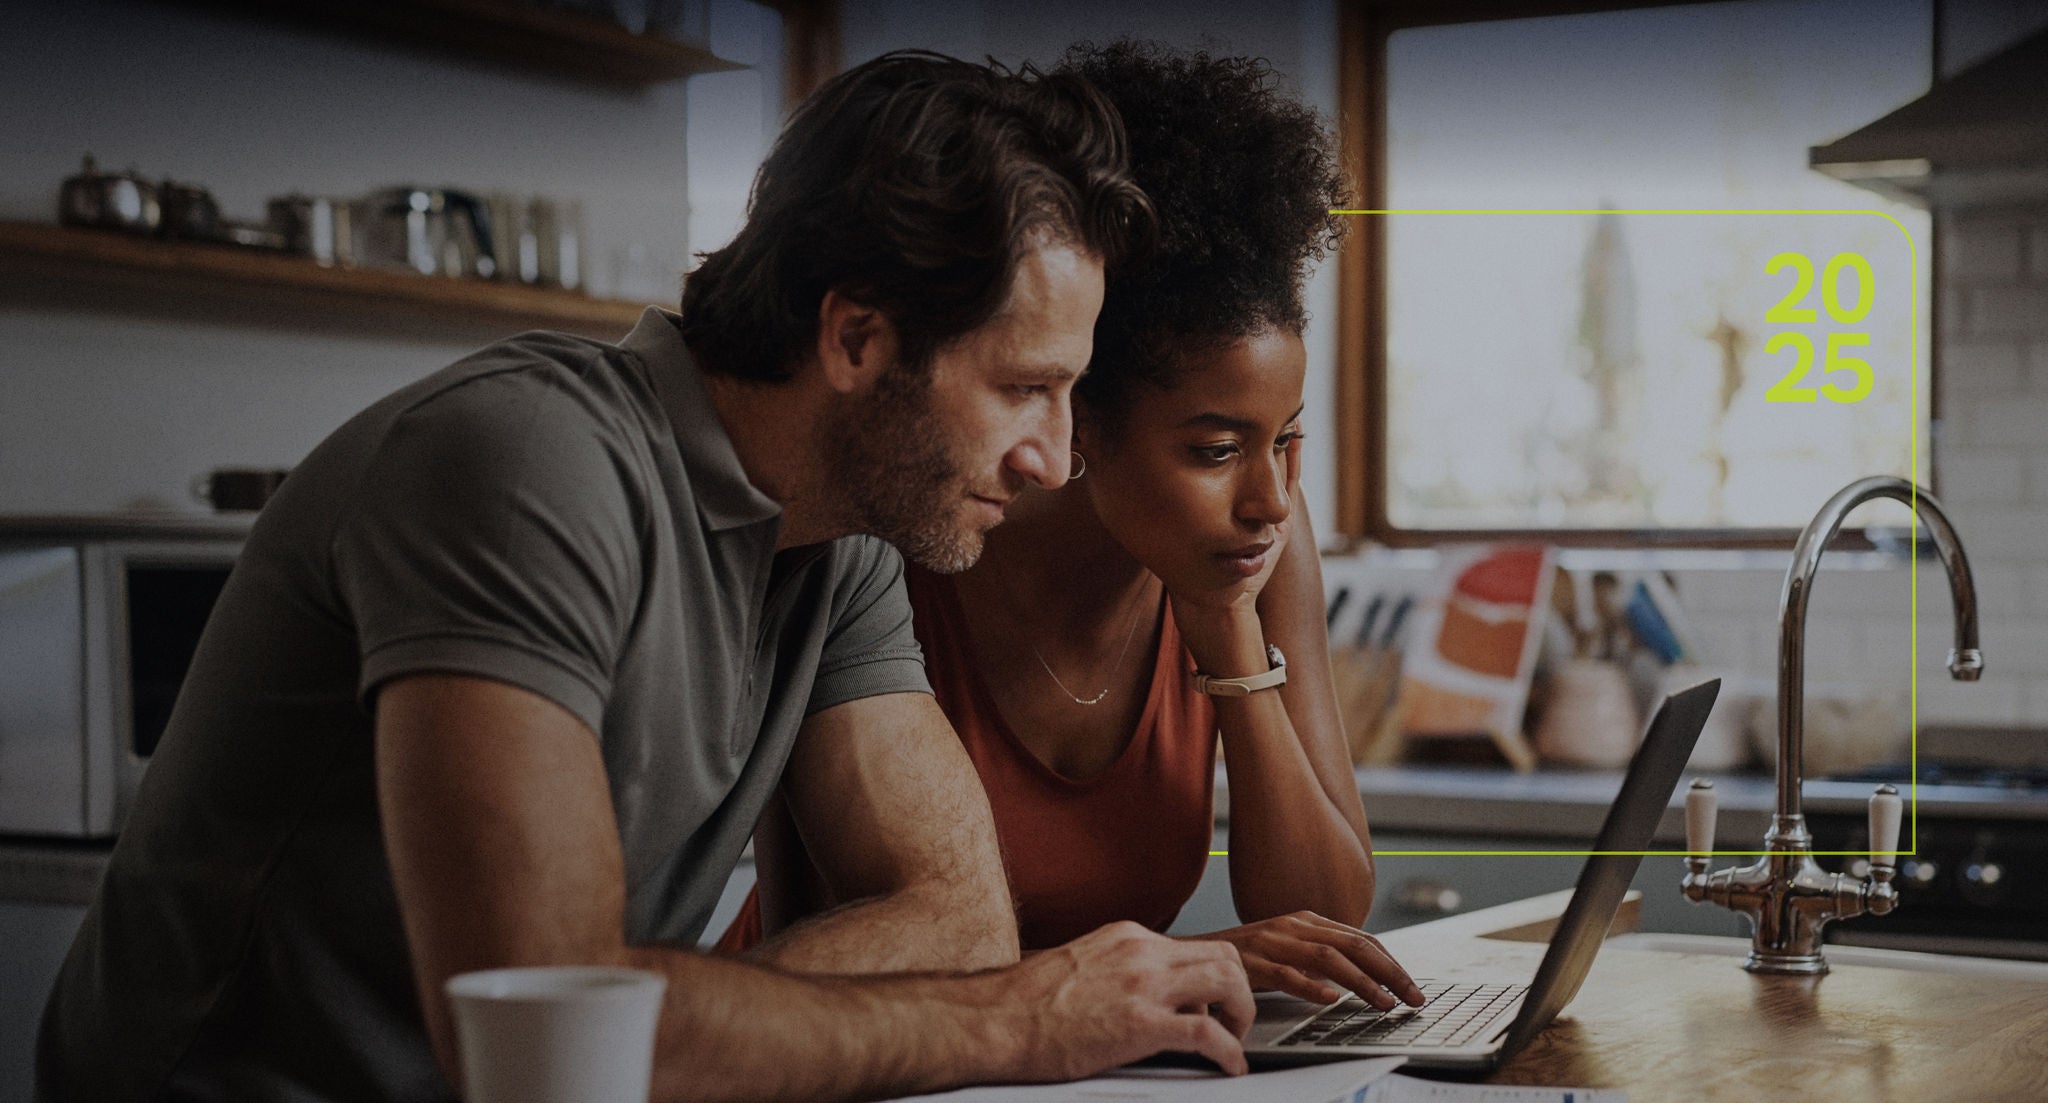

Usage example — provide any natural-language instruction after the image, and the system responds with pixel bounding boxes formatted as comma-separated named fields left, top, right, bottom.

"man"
left=38, top=52, right=1254, bottom=1103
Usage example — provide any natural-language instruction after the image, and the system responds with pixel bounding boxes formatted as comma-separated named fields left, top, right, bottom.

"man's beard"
left=822, top=360, right=986, bottom=574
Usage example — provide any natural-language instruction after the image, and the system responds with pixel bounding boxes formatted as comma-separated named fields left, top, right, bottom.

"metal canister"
left=268, top=194, right=355, bottom=267
left=57, top=155, right=160, bottom=234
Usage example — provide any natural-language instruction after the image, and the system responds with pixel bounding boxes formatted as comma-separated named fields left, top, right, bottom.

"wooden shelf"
left=0, top=221, right=653, bottom=342
left=186, top=0, right=745, bottom=88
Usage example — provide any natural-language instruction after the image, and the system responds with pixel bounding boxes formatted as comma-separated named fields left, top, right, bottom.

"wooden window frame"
left=763, top=0, right=840, bottom=112
left=1333, top=0, right=1939, bottom=550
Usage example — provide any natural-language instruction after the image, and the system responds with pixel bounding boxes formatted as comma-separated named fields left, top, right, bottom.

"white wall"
left=1, top=0, right=698, bottom=514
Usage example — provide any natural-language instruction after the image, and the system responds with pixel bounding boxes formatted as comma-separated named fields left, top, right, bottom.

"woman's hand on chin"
left=1178, top=912, right=1425, bottom=1009
left=1166, top=514, right=1287, bottom=674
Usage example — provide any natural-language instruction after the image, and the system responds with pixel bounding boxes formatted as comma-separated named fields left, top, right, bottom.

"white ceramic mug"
left=446, top=965, right=666, bottom=1103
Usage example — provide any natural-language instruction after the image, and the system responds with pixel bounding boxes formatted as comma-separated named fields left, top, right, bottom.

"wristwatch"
left=1193, top=644, right=1287, bottom=697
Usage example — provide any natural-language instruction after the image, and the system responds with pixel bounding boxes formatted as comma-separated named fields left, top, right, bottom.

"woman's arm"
left=1232, top=500, right=1376, bottom=920
left=1175, top=498, right=1373, bottom=928
left=1170, top=500, right=1422, bottom=1009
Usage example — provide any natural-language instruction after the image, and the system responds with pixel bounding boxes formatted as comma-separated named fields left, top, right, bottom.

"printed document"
left=890, top=1056, right=1405, bottom=1102
left=1360, top=1074, right=1627, bottom=1103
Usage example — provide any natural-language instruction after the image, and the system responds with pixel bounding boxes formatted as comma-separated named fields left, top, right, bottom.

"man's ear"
left=814, top=289, right=899, bottom=394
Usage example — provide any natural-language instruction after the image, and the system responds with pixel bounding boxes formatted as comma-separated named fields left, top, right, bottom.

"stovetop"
left=1822, top=760, right=2048, bottom=794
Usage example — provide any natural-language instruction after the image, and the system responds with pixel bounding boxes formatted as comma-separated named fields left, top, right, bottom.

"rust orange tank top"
left=714, top=564, right=1218, bottom=953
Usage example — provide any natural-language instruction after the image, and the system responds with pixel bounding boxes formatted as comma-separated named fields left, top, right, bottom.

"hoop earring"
left=1069, top=451, right=1087, bottom=480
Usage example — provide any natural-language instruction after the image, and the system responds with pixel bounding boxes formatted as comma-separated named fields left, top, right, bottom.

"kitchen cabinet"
left=0, top=902, right=88, bottom=1103
left=1161, top=828, right=1748, bottom=939
left=1165, top=830, right=1239, bottom=936
left=1368, top=832, right=1747, bottom=938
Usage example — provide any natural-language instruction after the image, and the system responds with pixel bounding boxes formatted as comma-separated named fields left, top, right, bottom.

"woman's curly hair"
left=1059, top=40, right=1349, bottom=430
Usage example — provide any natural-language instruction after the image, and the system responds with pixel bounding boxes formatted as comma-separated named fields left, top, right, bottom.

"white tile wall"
left=1943, top=218, right=2023, bottom=278
left=1964, top=286, right=2048, bottom=336
left=1941, top=452, right=2025, bottom=503
left=1868, top=209, right=2048, bottom=724
left=1943, top=341, right=2024, bottom=396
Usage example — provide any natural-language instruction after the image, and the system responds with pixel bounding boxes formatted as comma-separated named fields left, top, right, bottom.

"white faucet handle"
left=1686, top=778, right=1717, bottom=857
left=1869, top=784, right=1902, bottom=872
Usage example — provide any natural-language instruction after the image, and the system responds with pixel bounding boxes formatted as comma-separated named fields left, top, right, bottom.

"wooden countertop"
left=1380, top=892, right=2048, bottom=1103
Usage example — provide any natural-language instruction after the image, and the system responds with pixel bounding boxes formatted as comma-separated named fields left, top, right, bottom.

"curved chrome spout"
left=1776, top=476, right=1982, bottom=821
left=1683, top=475, right=1981, bottom=974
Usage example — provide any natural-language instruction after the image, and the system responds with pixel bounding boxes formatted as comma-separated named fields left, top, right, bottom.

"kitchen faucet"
left=1682, top=475, right=1982, bottom=974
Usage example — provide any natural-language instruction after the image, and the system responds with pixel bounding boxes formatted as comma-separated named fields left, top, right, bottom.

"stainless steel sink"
left=1606, top=932, right=2048, bottom=982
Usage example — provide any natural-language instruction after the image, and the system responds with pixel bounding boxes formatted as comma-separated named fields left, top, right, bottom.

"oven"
left=1813, top=732, right=2048, bottom=962
left=0, top=529, right=241, bottom=838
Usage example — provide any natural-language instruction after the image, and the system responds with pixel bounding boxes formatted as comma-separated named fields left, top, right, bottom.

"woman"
left=721, top=41, right=1420, bottom=1009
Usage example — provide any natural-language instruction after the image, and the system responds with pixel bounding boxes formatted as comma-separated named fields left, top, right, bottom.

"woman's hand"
left=1166, top=433, right=1303, bottom=670
left=1180, top=911, right=1425, bottom=1009
left=1178, top=432, right=1302, bottom=615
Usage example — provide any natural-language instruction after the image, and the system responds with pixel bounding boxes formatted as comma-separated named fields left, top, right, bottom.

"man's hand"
left=1003, top=922, right=1257, bottom=1079
left=1181, top=912, right=1424, bottom=1009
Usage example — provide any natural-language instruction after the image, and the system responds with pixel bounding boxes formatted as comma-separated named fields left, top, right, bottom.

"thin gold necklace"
left=992, top=561, right=1153, bottom=706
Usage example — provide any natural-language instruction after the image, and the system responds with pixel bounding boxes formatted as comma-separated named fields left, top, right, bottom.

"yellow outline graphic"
left=1317, top=208, right=1921, bottom=859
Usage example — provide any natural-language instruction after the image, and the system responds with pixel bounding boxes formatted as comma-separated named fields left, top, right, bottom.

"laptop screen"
left=1501, top=678, right=1720, bottom=1053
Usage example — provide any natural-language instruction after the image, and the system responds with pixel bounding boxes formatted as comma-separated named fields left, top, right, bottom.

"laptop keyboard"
left=1276, top=980, right=1525, bottom=1049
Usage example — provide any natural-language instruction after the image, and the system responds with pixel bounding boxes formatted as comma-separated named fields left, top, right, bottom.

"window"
left=1337, top=0, right=1934, bottom=545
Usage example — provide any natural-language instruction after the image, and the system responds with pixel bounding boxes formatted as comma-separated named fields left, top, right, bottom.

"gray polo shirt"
left=38, top=309, right=930, bottom=1103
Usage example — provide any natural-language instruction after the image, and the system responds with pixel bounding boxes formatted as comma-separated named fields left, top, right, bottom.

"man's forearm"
left=627, top=943, right=1018, bottom=1103
left=764, top=691, right=1020, bottom=974
left=630, top=921, right=1258, bottom=1101
left=750, top=876, right=1020, bottom=974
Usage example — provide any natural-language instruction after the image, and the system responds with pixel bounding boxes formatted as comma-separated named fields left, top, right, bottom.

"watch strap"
left=1193, top=644, right=1287, bottom=697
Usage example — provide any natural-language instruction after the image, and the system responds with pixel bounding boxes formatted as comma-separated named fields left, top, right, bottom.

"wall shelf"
left=187, top=0, right=745, bottom=88
left=0, top=221, right=652, bottom=342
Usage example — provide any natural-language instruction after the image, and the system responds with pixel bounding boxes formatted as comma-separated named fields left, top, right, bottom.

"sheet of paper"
left=1358, top=1074, right=1626, bottom=1103
left=891, top=1056, right=1406, bottom=1103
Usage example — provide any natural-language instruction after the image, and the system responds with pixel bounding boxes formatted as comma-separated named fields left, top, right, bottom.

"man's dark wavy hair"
left=680, top=50, right=1156, bottom=382
left=1059, top=41, right=1350, bottom=430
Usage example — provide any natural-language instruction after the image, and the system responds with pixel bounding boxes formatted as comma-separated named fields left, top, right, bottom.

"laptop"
left=1242, top=677, right=1720, bottom=1073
